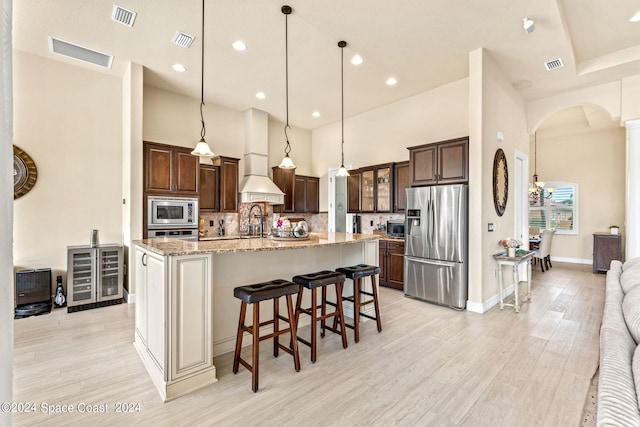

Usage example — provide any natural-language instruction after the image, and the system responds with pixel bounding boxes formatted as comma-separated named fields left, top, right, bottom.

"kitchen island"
left=133, top=232, right=379, bottom=401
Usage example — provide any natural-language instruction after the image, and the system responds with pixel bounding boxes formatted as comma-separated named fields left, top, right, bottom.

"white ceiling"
left=12, top=0, right=640, bottom=130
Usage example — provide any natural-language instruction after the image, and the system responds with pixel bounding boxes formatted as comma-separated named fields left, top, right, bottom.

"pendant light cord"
left=199, top=0, right=206, bottom=141
left=283, top=9, right=291, bottom=155
left=340, top=42, right=345, bottom=166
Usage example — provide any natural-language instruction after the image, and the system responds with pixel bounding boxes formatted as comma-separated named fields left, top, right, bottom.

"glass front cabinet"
left=67, top=244, right=123, bottom=311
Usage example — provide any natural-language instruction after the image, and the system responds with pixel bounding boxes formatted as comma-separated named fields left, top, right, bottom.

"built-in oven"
left=387, top=220, right=405, bottom=238
left=147, top=196, right=198, bottom=229
left=147, top=229, right=198, bottom=241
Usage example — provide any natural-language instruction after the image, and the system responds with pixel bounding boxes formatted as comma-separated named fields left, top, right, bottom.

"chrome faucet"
left=248, top=204, right=264, bottom=237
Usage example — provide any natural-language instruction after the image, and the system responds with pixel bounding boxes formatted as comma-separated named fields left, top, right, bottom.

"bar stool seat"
left=232, top=279, right=301, bottom=392
left=293, top=270, right=347, bottom=363
left=335, top=264, right=382, bottom=343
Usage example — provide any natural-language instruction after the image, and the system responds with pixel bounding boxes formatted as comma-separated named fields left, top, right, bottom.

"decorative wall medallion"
left=13, top=145, right=38, bottom=199
left=492, top=148, right=508, bottom=216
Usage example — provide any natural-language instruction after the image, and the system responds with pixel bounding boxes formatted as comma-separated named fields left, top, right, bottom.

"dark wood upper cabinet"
left=272, top=167, right=296, bottom=213
left=293, top=175, right=320, bottom=213
left=393, top=161, right=410, bottom=213
left=306, top=177, right=319, bottom=213
left=144, top=141, right=199, bottom=195
left=212, top=156, right=239, bottom=213
left=347, top=171, right=361, bottom=213
left=199, top=164, right=219, bottom=211
left=294, top=175, right=307, bottom=213
left=273, top=168, right=318, bottom=214
left=409, top=137, right=468, bottom=186
left=348, top=163, right=394, bottom=213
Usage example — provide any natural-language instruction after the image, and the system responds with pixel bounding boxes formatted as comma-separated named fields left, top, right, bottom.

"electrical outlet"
left=209, top=220, right=214, bottom=227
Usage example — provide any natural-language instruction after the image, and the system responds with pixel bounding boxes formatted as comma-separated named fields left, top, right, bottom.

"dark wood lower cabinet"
left=593, top=233, right=622, bottom=273
left=379, top=239, right=404, bottom=290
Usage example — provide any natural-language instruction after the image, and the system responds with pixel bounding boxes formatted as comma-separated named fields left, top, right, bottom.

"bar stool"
left=335, top=264, right=382, bottom=343
left=292, top=270, right=348, bottom=363
left=232, top=279, right=301, bottom=392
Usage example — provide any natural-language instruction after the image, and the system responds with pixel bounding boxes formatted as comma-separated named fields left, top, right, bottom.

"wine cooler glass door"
left=98, top=247, right=123, bottom=300
left=68, top=250, right=96, bottom=306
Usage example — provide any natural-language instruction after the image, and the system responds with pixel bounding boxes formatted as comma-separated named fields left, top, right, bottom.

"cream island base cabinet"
left=133, top=247, right=217, bottom=402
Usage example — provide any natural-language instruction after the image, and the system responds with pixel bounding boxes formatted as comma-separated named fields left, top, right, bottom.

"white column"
left=625, top=119, right=640, bottom=260
left=0, top=0, right=14, bottom=421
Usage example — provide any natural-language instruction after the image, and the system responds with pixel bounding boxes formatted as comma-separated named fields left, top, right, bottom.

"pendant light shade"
left=335, top=40, right=350, bottom=177
left=278, top=5, right=296, bottom=169
left=191, top=0, right=214, bottom=158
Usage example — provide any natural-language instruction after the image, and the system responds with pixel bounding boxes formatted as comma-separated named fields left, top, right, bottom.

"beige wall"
left=143, top=87, right=313, bottom=182
left=143, top=85, right=245, bottom=159
left=312, top=78, right=469, bottom=212
left=13, top=51, right=123, bottom=279
left=470, top=49, right=529, bottom=306
left=533, top=126, right=626, bottom=262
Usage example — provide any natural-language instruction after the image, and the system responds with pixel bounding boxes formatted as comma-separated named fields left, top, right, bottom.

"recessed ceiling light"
left=172, top=63, right=186, bottom=72
left=255, top=92, right=266, bottom=99
left=232, top=40, right=247, bottom=51
left=631, top=10, right=640, bottom=22
left=312, top=111, right=320, bottom=118
left=386, top=77, right=397, bottom=86
left=351, top=54, right=363, bottom=65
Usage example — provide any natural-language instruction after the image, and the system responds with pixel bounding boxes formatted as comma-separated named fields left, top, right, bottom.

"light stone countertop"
left=134, top=232, right=379, bottom=256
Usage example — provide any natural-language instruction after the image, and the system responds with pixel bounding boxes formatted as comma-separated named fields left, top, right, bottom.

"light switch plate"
left=488, top=223, right=494, bottom=232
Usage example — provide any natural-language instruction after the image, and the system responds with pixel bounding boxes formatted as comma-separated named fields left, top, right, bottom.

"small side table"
left=492, top=251, right=535, bottom=313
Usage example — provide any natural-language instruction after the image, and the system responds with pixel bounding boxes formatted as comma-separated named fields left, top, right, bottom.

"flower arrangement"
left=499, top=238, right=521, bottom=249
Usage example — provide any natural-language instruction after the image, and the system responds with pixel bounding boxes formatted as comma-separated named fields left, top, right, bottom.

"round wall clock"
left=13, top=145, right=38, bottom=199
left=492, top=148, right=508, bottom=216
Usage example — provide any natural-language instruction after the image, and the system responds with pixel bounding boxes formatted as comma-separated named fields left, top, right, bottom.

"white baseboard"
left=467, top=284, right=514, bottom=314
left=549, top=256, right=592, bottom=265
left=124, top=289, right=135, bottom=304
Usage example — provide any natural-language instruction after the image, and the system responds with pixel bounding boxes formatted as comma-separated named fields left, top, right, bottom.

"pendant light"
left=278, top=5, right=296, bottom=169
left=191, top=0, right=214, bottom=157
left=335, top=40, right=350, bottom=177
left=529, top=132, right=553, bottom=200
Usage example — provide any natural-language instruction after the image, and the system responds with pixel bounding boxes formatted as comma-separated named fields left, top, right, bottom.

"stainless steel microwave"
left=147, top=196, right=198, bottom=229
left=387, top=220, right=405, bottom=238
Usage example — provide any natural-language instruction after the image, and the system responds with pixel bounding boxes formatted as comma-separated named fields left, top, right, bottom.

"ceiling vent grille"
left=544, top=58, right=564, bottom=71
left=172, top=31, right=195, bottom=48
left=111, top=5, right=137, bottom=27
left=48, top=36, right=114, bottom=68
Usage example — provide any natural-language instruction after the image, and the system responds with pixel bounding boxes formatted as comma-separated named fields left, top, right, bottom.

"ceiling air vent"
left=48, top=36, right=114, bottom=68
left=544, top=58, right=564, bottom=71
left=172, top=31, right=195, bottom=48
left=111, top=4, right=137, bottom=27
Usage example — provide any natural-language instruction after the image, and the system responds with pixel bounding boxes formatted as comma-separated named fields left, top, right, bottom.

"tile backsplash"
left=198, top=208, right=403, bottom=237
left=199, top=204, right=328, bottom=237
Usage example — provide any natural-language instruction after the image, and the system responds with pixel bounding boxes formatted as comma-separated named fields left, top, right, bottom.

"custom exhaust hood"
left=239, top=108, right=285, bottom=204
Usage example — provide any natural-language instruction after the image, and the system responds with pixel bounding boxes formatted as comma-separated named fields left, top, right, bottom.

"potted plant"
left=609, top=225, right=620, bottom=235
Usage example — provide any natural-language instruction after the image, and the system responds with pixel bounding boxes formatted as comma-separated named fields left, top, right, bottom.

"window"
left=529, top=181, right=578, bottom=235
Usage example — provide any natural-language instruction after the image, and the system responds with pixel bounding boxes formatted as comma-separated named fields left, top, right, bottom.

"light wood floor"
left=13, top=262, right=604, bottom=426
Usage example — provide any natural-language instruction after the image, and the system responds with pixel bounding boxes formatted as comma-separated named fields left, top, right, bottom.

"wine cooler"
left=67, top=244, right=123, bottom=312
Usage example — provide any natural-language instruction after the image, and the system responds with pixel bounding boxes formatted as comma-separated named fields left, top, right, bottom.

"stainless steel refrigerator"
left=404, top=184, right=468, bottom=310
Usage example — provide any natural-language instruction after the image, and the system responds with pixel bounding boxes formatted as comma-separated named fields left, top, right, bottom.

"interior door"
left=515, top=149, right=529, bottom=281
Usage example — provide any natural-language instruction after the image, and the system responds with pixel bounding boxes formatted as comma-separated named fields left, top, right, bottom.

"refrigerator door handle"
left=405, top=256, right=456, bottom=268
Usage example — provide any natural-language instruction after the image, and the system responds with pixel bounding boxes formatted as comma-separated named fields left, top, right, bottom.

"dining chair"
left=534, top=229, right=555, bottom=272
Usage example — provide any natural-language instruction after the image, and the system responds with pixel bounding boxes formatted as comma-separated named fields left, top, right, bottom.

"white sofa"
left=598, top=257, right=640, bottom=426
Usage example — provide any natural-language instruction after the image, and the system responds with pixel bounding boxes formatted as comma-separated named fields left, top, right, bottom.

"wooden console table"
left=493, top=251, right=535, bottom=313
